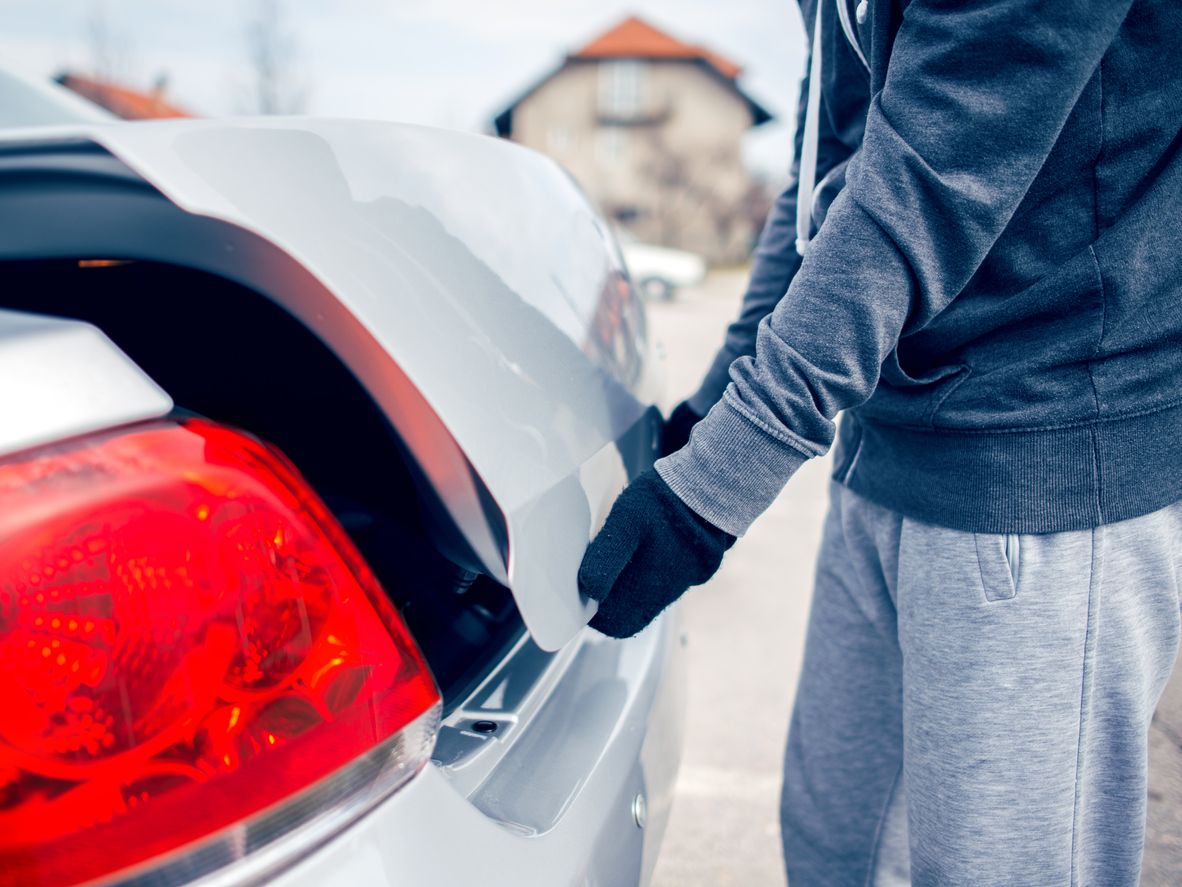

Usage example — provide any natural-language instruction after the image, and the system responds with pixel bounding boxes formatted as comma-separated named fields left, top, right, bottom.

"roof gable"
left=55, top=73, right=192, bottom=120
left=493, top=15, right=770, bottom=137
left=572, top=15, right=742, bottom=79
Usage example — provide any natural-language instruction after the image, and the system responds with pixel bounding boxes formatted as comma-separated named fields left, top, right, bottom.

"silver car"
left=0, top=72, right=686, bottom=887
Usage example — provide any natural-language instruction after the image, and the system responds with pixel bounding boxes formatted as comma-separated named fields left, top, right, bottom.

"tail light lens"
left=0, top=419, right=441, bottom=887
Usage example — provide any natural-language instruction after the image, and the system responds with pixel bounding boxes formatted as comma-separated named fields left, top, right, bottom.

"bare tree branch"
left=243, top=0, right=309, bottom=115
left=86, top=0, right=134, bottom=83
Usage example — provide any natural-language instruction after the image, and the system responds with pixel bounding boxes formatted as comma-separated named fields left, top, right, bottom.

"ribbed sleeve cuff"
left=655, top=397, right=811, bottom=537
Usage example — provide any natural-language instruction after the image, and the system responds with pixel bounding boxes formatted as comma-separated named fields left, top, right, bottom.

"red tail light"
left=0, top=419, right=441, bottom=886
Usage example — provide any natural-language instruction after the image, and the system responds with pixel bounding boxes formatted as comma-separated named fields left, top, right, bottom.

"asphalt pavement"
left=646, top=270, right=1182, bottom=886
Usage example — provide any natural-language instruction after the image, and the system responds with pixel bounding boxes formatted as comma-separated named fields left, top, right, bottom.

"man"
left=578, top=1, right=1182, bottom=884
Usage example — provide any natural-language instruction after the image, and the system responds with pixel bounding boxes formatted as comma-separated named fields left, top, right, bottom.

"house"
left=55, top=72, right=192, bottom=120
left=493, top=16, right=772, bottom=263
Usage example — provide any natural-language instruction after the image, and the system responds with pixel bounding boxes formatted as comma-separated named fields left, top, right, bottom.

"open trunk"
left=0, top=119, right=661, bottom=653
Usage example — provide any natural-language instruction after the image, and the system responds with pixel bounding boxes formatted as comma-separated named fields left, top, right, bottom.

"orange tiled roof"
left=572, top=15, right=742, bottom=79
left=56, top=73, right=192, bottom=120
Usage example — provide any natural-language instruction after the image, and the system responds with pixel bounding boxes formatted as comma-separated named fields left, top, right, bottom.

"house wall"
left=509, top=59, right=759, bottom=263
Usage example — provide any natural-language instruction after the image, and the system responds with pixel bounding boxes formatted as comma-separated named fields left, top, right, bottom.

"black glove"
left=659, top=401, right=702, bottom=458
left=579, top=468, right=735, bottom=638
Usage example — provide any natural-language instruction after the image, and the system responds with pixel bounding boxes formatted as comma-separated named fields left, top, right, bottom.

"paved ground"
left=646, top=270, right=1182, bottom=886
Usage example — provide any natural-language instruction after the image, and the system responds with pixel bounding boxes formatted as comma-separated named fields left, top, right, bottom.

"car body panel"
left=0, top=96, right=686, bottom=886
left=0, top=308, right=172, bottom=457
left=262, top=612, right=686, bottom=887
left=0, top=301, right=685, bottom=887
left=0, top=118, right=663, bottom=651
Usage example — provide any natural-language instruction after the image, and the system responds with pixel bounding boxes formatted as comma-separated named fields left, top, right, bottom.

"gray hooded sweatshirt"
left=658, top=0, right=1182, bottom=537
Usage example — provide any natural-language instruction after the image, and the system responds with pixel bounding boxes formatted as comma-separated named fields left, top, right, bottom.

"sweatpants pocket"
left=974, top=533, right=1021, bottom=602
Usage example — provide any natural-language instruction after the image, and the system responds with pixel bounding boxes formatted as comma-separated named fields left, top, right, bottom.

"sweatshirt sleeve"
left=658, top=0, right=1135, bottom=537
left=686, top=183, right=804, bottom=416
left=687, top=0, right=869, bottom=416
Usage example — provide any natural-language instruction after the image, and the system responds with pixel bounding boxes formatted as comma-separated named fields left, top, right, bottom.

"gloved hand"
left=579, top=468, right=735, bottom=638
left=659, top=400, right=702, bottom=457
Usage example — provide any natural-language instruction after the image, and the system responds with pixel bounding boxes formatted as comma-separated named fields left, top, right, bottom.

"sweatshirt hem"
left=840, top=401, right=1182, bottom=534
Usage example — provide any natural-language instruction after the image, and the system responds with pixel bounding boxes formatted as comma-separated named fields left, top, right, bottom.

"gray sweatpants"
left=782, top=482, right=1182, bottom=886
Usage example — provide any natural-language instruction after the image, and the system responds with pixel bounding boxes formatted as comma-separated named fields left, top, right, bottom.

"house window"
left=596, top=128, right=629, bottom=164
left=547, top=124, right=572, bottom=153
left=612, top=206, right=641, bottom=225
left=598, top=60, right=645, bottom=119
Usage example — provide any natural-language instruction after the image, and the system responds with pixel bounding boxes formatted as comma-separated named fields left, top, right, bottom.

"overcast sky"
left=0, top=0, right=807, bottom=178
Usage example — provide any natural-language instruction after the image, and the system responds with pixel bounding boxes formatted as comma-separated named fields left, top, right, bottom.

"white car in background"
left=0, top=71, right=685, bottom=887
left=617, top=230, right=707, bottom=302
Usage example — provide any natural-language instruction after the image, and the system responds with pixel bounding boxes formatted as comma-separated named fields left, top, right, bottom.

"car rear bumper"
left=266, top=611, right=687, bottom=887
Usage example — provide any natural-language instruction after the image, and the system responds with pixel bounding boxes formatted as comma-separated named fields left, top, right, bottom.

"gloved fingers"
left=588, top=569, right=667, bottom=638
left=588, top=596, right=647, bottom=638
left=588, top=545, right=685, bottom=638
left=578, top=517, right=640, bottom=602
left=578, top=466, right=734, bottom=636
